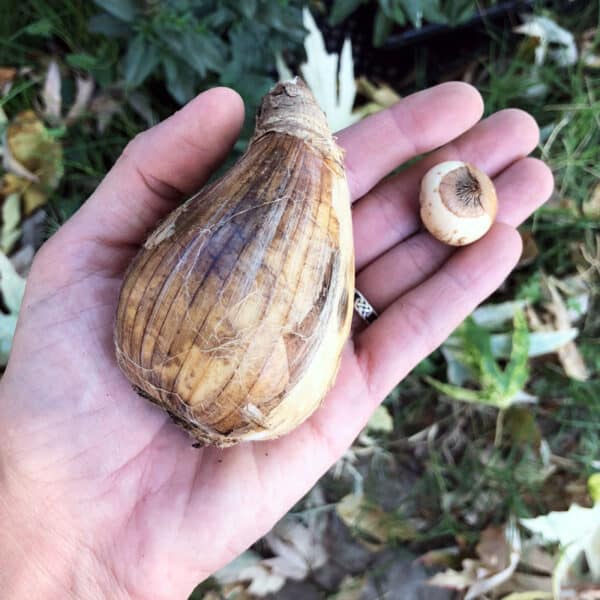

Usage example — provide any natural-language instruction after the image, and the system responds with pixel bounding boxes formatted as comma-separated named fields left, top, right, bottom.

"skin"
left=0, top=82, right=553, bottom=599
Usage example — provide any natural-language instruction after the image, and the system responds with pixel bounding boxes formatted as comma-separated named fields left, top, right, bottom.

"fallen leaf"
left=498, top=571, right=553, bottom=596
left=65, top=76, right=95, bottom=124
left=1, top=192, right=21, bottom=254
left=0, top=248, right=25, bottom=312
left=356, top=77, right=401, bottom=108
left=544, top=278, right=589, bottom=381
left=519, top=546, right=555, bottom=574
left=0, top=313, right=18, bottom=365
left=514, top=15, right=578, bottom=66
left=583, top=183, right=600, bottom=219
left=428, top=523, right=522, bottom=599
left=501, top=592, right=553, bottom=599
left=90, top=93, right=123, bottom=133
left=581, top=28, right=600, bottom=68
left=242, top=565, right=286, bottom=596
left=589, top=474, right=600, bottom=503
left=466, top=525, right=521, bottom=600
left=42, top=60, right=62, bottom=123
left=0, top=67, right=17, bottom=95
left=2, top=173, right=50, bottom=216
left=5, top=110, right=63, bottom=189
left=220, top=584, right=254, bottom=600
left=336, top=493, right=417, bottom=549
left=265, top=518, right=327, bottom=580
left=366, top=405, right=393, bottom=434
left=518, top=230, right=540, bottom=267
left=428, top=564, right=474, bottom=591
left=329, top=575, right=367, bottom=600
left=0, top=250, right=26, bottom=365
left=9, top=244, right=34, bottom=276
left=520, top=503, right=600, bottom=595
left=477, top=526, right=511, bottom=571
left=215, top=550, right=286, bottom=598
left=418, top=547, right=461, bottom=569
left=22, top=183, right=47, bottom=215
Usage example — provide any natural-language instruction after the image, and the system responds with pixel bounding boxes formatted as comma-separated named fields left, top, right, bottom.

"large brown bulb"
left=114, top=79, right=355, bottom=447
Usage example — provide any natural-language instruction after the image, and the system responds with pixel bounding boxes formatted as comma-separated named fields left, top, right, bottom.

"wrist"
left=0, top=460, right=129, bottom=599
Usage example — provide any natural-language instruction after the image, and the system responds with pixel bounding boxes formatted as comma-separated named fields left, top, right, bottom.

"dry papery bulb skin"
left=419, top=160, right=498, bottom=246
left=114, top=78, right=355, bottom=447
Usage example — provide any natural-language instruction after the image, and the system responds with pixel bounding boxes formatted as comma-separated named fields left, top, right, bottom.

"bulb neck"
left=251, top=78, right=344, bottom=170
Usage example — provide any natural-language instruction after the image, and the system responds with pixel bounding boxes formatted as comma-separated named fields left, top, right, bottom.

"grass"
left=0, top=0, right=599, bottom=597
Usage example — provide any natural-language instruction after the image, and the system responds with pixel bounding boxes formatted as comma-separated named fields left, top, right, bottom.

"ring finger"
left=354, top=156, right=553, bottom=317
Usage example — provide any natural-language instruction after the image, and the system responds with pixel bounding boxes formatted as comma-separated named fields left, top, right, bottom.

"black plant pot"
left=312, top=0, right=543, bottom=89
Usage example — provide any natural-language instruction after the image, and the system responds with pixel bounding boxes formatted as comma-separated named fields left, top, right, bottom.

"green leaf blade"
left=93, top=0, right=137, bottom=23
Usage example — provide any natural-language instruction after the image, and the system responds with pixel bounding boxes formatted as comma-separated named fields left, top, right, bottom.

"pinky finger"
left=354, top=223, right=523, bottom=399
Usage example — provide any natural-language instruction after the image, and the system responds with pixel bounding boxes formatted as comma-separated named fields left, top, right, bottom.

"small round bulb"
left=419, top=161, right=497, bottom=246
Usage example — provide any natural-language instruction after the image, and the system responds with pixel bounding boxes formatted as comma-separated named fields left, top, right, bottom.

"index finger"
left=337, top=82, right=484, bottom=201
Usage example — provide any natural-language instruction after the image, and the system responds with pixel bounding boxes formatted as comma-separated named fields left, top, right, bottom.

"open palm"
left=0, top=84, right=552, bottom=599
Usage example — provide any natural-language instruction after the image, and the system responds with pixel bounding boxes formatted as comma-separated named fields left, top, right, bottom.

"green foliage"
left=329, top=0, right=498, bottom=46
left=426, top=310, right=530, bottom=409
left=404, top=442, right=552, bottom=539
left=89, top=0, right=306, bottom=114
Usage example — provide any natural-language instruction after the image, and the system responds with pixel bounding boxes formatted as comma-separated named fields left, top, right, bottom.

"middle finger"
left=352, top=108, right=540, bottom=271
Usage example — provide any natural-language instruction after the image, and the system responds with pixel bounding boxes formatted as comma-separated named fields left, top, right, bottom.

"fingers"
left=495, top=157, right=554, bottom=224
left=354, top=223, right=523, bottom=399
left=337, top=82, right=484, bottom=200
left=63, top=88, right=245, bottom=248
left=355, top=156, right=554, bottom=312
left=353, top=109, right=540, bottom=270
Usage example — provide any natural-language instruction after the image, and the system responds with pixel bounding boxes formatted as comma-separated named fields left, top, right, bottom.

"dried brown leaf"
left=2, top=173, right=49, bottom=216
left=418, top=547, right=461, bottom=569
left=428, top=562, right=476, bottom=591
left=544, top=277, right=589, bottom=380
left=0, top=67, right=17, bottom=96
left=581, top=28, right=600, bottom=68
left=477, top=526, right=511, bottom=571
left=518, top=230, right=540, bottom=267
left=5, top=111, right=63, bottom=189
left=90, top=93, right=123, bottom=133
left=356, top=77, right=401, bottom=108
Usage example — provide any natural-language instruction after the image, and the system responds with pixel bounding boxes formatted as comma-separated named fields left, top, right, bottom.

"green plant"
left=426, top=310, right=531, bottom=410
left=90, top=0, right=306, bottom=129
left=329, top=0, right=500, bottom=46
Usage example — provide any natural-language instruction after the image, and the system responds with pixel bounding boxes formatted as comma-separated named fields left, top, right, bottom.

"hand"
left=0, top=83, right=553, bottom=599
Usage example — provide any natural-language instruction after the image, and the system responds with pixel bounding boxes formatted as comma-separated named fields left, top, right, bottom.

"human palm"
left=0, top=84, right=552, bottom=599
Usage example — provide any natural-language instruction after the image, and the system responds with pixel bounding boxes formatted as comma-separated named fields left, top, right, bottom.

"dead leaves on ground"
left=428, top=495, right=600, bottom=599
